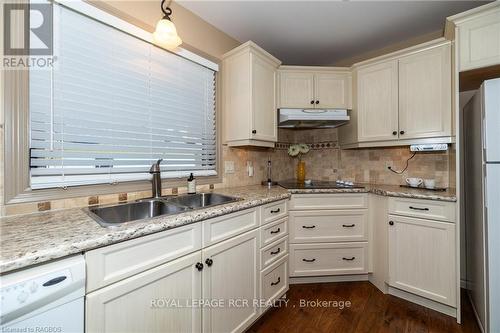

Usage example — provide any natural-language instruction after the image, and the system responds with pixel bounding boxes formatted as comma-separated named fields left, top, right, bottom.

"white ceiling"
left=177, top=0, right=490, bottom=65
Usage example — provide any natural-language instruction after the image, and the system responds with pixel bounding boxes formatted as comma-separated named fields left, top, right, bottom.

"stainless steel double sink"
left=84, top=193, right=240, bottom=228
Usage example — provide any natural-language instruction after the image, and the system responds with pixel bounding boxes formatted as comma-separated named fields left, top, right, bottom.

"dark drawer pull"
left=271, top=277, right=281, bottom=286
left=270, top=248, right=281, bottom=255
left=409, top=206, right=429, bottom=211
left=302, top=225, right=316, bottom=229
left=270, top=208, right=281, bottom=214
left=342, top=257, right=356, bottom=261
left=270, top=228, right=281, bottom=234
left=342, top=224, right=355, bottom=228
left=302, top=258, right=316, bottom=262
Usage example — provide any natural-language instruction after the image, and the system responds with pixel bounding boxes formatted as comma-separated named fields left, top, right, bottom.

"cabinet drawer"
left=260, top=200, right=288, bottom=225
left=202, top=208, right=259, bottom=247
left=261, top=236, right=288, bottom=270
left=290, top=243, right=368, bottom=277
left=289, top=193, right=368, bottom=210
left=388, top=197, right=455, bottom=222
left=261, top=217, right=288, bottom=247
left=261, top=255, right=289, bottom=303
left=86, top=223, right=202, bottom=292
left=289, top=210, right=368, bottom=243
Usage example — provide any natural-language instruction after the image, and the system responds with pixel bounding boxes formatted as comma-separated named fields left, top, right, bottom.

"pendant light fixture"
left=153, top=0, right=182, bottom=50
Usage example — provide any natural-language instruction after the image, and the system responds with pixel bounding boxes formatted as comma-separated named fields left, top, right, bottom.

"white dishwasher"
left=1, top=255, right=85, bottom=332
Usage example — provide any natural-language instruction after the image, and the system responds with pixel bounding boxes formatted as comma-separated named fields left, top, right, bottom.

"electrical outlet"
left=224, top=161, right=235, bottom=174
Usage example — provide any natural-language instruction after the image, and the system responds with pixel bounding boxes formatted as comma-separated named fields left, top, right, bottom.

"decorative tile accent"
left=171, top=187, right=178, bottom=195
left=37, top=202, right=51, bottom=212
left=88, top=196, right=99, bottom=206
left=209, top=184, right=215, bottom=190
left=118, top=193, right=128, bottom=202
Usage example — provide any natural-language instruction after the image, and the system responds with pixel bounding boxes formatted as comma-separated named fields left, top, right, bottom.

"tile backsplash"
left=0, top=128, right=454, bottom=216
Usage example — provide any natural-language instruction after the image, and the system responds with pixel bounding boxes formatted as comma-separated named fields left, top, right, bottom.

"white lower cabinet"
left=202, top=229, right=261, bottom=333
left=290, top=242, right=368, bottom=277
left=388, top=215, right=456, bottom=306
left=86, top=251, right=203, bottom=333
left=85, top=203, right=290, bottom=333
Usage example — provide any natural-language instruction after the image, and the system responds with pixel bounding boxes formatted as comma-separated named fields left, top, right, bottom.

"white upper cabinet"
left=398, top=44, right=452, bottom=139
left=447, top=3, right=500, bottom=72
left=339, top=39, right=453, bottom=147
left=278, top=67, right=352, bottom=109
left=315, top=73, right=350, bottom=109
left=356, top=60, right=399, bottom=142
left=222, top=41, right=281, bottom=148
left=278, top=72, right=315, bottom=108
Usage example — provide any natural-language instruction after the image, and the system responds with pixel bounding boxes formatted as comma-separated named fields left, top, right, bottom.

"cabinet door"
left=86, top=251, right=202, bottom=333
left=356, top=60, right=399, bottom=142
left=458, top=8, right=500, bottom=72
left=388, top=215, right=456, bottom=306
left=398, top=45, right=452, bottom=139
left=251, top=53, right=277, bottom=142
left=314, top=73, right=350, bottom=109
left=202, top=229, right=260, bottom=333
left=278, top=72, right=315, bottom=108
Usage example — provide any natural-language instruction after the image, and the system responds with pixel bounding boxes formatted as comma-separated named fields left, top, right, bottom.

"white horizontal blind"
left=30, top=4, right=217, bottom=189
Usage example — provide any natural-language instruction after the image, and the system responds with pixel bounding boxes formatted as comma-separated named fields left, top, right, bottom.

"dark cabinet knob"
left=252, top=130, right=257, bottom=134
left=392, top=131, right=398, bottom=135
left=205, top=258, right=213, bottom=266
left=400, top=130, right=405, bottom=135
left=389, top=221, right=394, bottom=226
left=310, top=100, right=314, bottom=104
left=195, top=262, right=204, bottom=271
left=315, top=100, right=319, bottom=104
left=271, top=277, right=281, bottom=286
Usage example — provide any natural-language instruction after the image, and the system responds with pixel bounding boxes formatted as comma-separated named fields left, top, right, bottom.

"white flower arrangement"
left=288, top=143, right=310, bottom=159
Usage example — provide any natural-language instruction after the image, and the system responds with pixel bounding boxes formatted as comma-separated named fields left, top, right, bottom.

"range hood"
left=278, top=109, right=350, bottom=129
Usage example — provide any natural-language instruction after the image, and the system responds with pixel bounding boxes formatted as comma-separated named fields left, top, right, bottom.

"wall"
left=280, top=129, right=451, bottom=187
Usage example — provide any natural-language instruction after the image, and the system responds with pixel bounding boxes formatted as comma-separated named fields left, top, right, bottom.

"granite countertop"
left=288, top=184, right=457, bottom=202
left=0, top=186, right=290, bottom=274
left=0, top=183, right=456, bottom=274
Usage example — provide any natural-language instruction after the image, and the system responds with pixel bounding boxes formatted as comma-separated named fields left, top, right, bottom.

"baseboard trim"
left=290, top=274, right=369, bottom=284
left=467, top=290, right=485, bottom=333
left=388, top=286, right=457, bottom=318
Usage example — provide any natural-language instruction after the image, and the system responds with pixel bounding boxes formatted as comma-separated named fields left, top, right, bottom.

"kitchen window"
left=28, top=1, right=218, bottom=189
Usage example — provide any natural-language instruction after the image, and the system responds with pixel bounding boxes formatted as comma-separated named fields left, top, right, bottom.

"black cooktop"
left=278, top=180, right=365, bottom=189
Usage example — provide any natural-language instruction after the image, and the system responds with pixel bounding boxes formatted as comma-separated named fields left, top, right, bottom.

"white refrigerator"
left=464, top=78, right=500, bottom=333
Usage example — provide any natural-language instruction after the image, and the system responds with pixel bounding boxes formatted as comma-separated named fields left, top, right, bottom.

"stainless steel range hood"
left=278, top=109, right=350, bottom=129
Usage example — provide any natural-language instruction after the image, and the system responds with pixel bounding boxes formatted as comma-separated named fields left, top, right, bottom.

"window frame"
left=3, top=0, right=222, bottom=204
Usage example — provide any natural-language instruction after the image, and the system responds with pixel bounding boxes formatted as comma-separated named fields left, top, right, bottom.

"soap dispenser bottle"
left=187, top=173, right=196, bottom=194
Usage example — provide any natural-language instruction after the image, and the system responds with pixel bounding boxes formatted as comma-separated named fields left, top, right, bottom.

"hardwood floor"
left=247, top=282, right=480, bottom=333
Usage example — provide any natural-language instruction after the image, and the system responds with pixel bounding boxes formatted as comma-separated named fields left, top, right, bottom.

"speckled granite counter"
left=0, top=186, right=290, bottom=274
left=287, top=184, right=457, bottom=202
left=0, top=183, right=456, bottom=274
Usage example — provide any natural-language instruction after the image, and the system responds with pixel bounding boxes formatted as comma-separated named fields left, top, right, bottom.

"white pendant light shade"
left=153, top=18, right=182, bottom=49
left=153, top=0, right=182, bottom=50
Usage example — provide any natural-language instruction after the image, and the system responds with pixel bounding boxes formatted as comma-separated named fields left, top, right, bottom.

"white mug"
left=406, top=177, right=423, bottom=188
left=424, top=179, right=436, bottom=189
